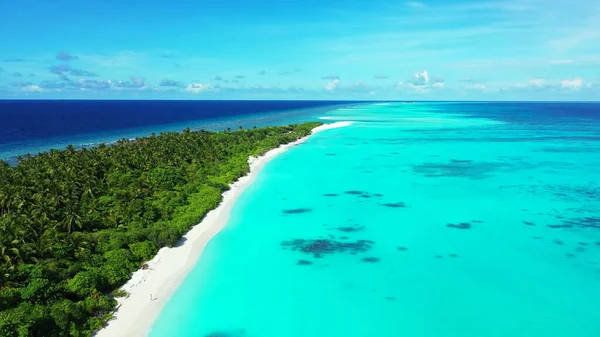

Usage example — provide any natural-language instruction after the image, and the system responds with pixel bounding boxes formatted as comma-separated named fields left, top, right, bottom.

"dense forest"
left=0, top=122, right=321, bottom=336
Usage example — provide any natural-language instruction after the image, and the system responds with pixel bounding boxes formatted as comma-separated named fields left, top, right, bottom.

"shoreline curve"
left=94, top=121, right=352, bottom=337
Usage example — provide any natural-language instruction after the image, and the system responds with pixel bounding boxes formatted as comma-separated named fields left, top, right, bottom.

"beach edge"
left=94, top=121, right=352, bottom=337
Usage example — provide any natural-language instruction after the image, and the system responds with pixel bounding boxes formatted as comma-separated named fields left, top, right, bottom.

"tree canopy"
left=0, top=122, right=321, bottom=336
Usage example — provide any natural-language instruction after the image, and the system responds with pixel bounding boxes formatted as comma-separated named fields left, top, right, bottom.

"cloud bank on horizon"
left=0, top=0, right=599, bottom=100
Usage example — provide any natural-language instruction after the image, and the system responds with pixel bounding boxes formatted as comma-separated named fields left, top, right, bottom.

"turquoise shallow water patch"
left=151, top=102, right=600, bottom=337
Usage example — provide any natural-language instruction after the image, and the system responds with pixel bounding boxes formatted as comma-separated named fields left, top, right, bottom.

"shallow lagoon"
left=151, top=102, right=600, bottom=337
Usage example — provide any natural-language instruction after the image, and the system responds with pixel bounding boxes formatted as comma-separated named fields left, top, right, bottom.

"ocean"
left=0, top=100, right=356, bottom=163
left=147, top=102, right=600, bottom=337
left=2, top=100, right=599, bottom=336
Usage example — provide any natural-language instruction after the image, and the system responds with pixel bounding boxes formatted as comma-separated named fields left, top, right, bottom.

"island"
left=0, top=121, right=349, bottom=337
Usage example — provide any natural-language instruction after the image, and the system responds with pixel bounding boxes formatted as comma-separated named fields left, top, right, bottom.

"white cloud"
left=468, top=83, right=486, bottom=90
left=184, top=83, right=214, bottom=93
left=508, top=77, right=589, bottom=92
left=549, top=60, right=574, bottom=65
left=561, top=77, right=583, bottom=89
left=412, top=70, right=430, bottom=86
left=325, top=79, right=340, bottom=91
left=396, top=70, right=444, bottom=92
left=513, top=78, right=548, bottom=89
left=22, top=85, right=43, bottom=92
left=529, top=78, right=545, bottom=87
left=464, top=83, right=500, bottom=93
left=320, top=78, right=380, bottom=94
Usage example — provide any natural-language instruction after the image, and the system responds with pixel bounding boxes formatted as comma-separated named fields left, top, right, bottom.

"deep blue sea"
left=2, top=101, right=600, bottom=336
left=0, top=100, right=357, bottom=162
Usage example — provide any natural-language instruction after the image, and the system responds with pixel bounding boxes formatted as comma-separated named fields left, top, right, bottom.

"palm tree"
left=61, top=204, right=83, bottom=233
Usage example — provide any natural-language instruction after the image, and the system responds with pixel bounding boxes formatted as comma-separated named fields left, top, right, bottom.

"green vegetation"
left=0, top=122, right=321, bottom=336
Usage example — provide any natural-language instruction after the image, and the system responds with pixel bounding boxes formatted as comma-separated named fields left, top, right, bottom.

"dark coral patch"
left=283, top=208, right=312, bottom=214
left=385, top=296, right=396, bottom=300
left=472, top=220, right=484, bottom=223
left=560, top=216, right=600, bottom=229
left=345, top=190, right=366, bottom=195
left=297, top=260, right=313, bottom=265
left=325, top=153, right=336, bottom=156
left=547, top=224, right=574, bottom=228
left=359, top=194, right=372, bottom=199
left=412, top=160, right=510, bottom=179
left=323, top=193, right=339, bottom=197
left=381, top=202, right=406, bottom=208
left=447, top=222, right=471, bottom=229
left=575, top=247, right=586, bottom=253
left=523, top=221, right=536, bottom=226
left=281, top=239, right=374, bottom=257
left=449, top=254, right=459, bottom=258
left=578, top=242, right=588, bottom=246
left=362, top=257, right=380, bottom=263
left=397, top=246, right=408, bottom=251
left=335, top=226, right=365, bottom=233
left=541, top=184, right=600, bottom=202
left=374, top=193, right=384, bottom=197
left=434, top=255, right=443, bottom=259
left=553, top=239, right=564, bottom=245
left=532, top=236, right=543, bottom=239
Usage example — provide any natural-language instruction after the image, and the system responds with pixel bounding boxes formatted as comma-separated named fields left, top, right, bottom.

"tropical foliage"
left=0, top=122, right=321, bottom=336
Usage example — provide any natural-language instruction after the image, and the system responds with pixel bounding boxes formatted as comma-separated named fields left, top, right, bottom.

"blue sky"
left=0, top=0, right=599, bottom=100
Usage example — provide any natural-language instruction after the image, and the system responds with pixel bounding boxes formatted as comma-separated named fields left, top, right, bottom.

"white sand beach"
left=94, top=121, right=352, bottom=337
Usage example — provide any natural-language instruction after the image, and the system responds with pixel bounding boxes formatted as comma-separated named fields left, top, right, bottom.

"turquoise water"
left=151, top=102, right=600, bottom=337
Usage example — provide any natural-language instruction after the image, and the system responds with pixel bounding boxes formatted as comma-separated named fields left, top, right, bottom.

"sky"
left=0, top=0, right=599, bottom=100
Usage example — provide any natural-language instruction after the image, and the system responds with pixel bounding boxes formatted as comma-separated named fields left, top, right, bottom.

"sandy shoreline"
left=94, top=121, right=351, bottom=337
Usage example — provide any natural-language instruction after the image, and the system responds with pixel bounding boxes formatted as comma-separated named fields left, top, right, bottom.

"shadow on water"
left=512, top=183, right=600, bottom=202
left=412, top=160, right=512, bottom=179
left=380, top=202, right=406, bottom=208
left=548, top=216, right=600, bottom=230
left=282, top=208, right=312, bottom=214
left=539, top=146, right=600, bottom=153
left=281, top=238, right=375, bottom=258
left=333, top=225, right=366, bottom=233
left=446, top=222, right=472, bottom=229
left=204, top=329, right=247, bottom=337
